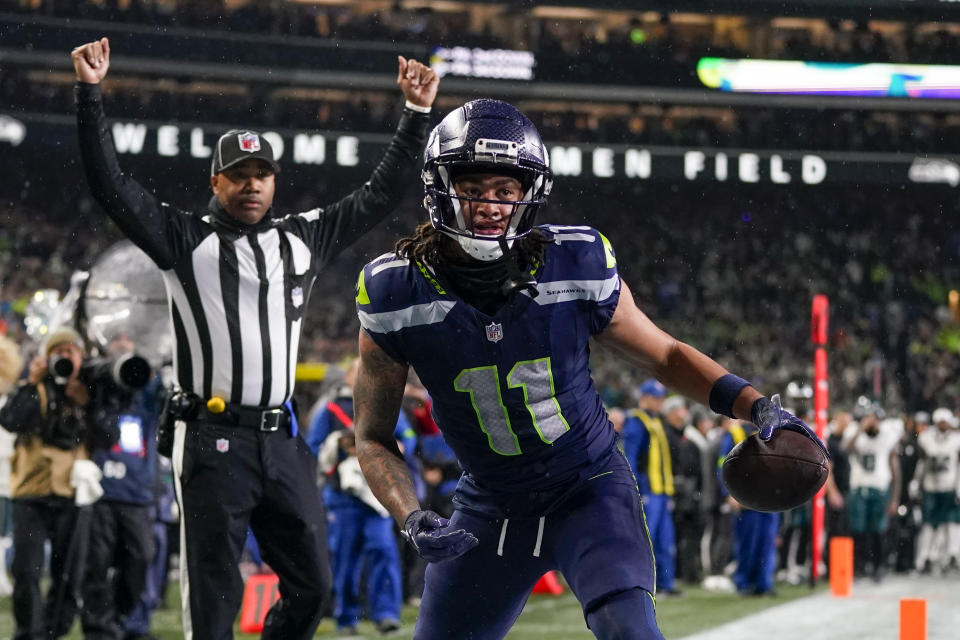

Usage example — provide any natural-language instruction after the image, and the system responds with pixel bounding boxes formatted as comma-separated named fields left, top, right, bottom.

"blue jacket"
left=91, top=377, right=161, bottom=505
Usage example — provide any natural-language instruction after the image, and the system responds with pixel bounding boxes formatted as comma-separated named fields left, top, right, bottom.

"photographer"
left=0, top=327, right=117, bottom=639
left=80, top=334, right=161, bottom=640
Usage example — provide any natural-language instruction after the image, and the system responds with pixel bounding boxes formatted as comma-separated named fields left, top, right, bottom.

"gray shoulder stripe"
left=553, top=232, right=595, bottom=243
left=358, top=300, right=456, bottom=333
left=372, top=257, right=410, bottom=277
left=546, top=224, right=592, bottom=232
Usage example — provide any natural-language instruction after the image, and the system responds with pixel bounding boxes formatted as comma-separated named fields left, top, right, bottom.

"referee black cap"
left=211, top=129, right=281, bottom=176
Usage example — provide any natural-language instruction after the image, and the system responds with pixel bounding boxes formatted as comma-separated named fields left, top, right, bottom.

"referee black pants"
left=173, top=419, right=331, bottom=640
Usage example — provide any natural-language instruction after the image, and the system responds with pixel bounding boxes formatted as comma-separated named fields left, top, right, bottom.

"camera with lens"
left=76, top=353, right=152, bottom=452
left=47, top=352, right=150, bottom=393
left=48, top=355, right=76, bottom=386
left=81, top=352, right=152, bottom=393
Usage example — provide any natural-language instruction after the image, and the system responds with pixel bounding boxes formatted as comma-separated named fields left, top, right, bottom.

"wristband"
left=709, top=373, right=752, bottom=418
left=404, top=100, right=431, bottom=114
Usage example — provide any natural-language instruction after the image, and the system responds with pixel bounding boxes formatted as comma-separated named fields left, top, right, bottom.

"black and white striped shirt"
left=77, top=83, right=431, bottom=407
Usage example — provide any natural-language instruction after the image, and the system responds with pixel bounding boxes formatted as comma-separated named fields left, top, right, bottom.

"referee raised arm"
left=71, top=36, right=438, bottom=640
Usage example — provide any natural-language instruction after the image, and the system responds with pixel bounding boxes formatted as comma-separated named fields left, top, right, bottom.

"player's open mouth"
left=474, top=222, right=505, bottom=235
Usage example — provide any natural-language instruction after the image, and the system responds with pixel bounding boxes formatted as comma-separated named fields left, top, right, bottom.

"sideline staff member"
left=0, top=327, right=115, bottom=638
left=71, top=37, right=438, bottom=639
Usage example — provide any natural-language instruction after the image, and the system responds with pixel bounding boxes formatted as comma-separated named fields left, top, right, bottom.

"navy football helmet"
left=422, top=99, right=552, bottom=261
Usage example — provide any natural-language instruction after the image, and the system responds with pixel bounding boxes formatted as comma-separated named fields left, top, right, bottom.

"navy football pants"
left=414, top=453, right=660, bottom=640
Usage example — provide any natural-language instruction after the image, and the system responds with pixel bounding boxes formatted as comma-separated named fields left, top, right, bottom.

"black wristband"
left=709, top=374, right=752, bottom=418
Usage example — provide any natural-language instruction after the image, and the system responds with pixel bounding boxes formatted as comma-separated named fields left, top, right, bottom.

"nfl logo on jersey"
left=485, top=322, right=503, bottom=343
left=238, top=132, right=260, bottom=153
left=216, top=438, right=230, bottom=453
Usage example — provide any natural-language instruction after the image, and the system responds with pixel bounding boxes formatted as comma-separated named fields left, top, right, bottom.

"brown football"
left=721, top=429, right=829, bottom=512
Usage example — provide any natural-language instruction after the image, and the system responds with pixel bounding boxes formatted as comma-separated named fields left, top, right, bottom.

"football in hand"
left=721, top=429, right=828, bottom=512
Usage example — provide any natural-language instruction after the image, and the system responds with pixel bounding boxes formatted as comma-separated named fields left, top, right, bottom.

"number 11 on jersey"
left=454, top=357, right=570, bottom=456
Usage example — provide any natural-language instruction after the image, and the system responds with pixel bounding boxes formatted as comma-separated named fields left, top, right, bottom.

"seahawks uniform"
left=357, top=225, right=655, bottom=638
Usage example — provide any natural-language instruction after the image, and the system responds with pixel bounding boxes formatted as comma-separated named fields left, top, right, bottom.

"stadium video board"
left=698, top=58, right=960, bottom=99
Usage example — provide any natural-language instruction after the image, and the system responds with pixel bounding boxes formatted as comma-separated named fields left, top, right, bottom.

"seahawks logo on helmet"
left=422, top=99, right=553, bottom=262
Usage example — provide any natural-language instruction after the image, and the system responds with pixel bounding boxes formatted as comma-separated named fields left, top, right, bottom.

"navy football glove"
left=751, top=394, right=828, bottom=456
left=402, top=509, right=478, bottom=562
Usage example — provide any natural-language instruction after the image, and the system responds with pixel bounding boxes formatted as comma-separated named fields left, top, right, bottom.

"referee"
left=71, top=37, right=437, bottom=639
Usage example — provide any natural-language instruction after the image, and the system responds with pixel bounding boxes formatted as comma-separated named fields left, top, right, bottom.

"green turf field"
left=0, top=582, right=822, bottom=638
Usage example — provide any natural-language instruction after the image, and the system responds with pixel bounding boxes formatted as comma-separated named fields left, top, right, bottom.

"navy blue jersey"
left=357, top=225, right=620, bottom=496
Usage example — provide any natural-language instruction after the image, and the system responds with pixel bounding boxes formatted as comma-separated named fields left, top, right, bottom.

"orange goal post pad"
left=239, top=573, right=281, bottom=633
left=531, top=571, right=564, bottom=595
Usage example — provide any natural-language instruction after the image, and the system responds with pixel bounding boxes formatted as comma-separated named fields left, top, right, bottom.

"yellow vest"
left=635, top=409, right=674, bottom=496
left=717, top=423, right=748, bottom=469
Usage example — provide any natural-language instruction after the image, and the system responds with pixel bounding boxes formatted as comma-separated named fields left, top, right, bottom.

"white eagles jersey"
left=916, top=428, right=960, bottom=493
left=845, top=421, right=901, bottom=490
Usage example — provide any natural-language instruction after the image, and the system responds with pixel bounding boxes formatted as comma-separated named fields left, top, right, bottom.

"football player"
left=843, top=404, right=901, bottom=579
left=913, top=408, right=960, bottom=573
left=352, top=99, right=817, bottom=639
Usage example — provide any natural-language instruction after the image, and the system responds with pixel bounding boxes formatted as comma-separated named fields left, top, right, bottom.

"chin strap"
left=498, top=237, right=538, bottom=298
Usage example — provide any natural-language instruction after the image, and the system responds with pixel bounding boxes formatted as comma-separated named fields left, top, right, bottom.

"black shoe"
left=376, top=618, right=402, bottom=634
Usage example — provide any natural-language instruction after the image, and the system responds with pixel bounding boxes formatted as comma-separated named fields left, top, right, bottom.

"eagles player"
left=913, top=408, right=960, bottom=573
left=352, top=100, right=818, bottom=639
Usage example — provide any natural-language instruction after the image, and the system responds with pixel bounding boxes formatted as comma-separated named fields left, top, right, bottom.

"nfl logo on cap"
left=216, top=438, right=230, bottom=453
left=485, top=322, right=503, bottom=343
left=238, top=132, right=260, bottom=153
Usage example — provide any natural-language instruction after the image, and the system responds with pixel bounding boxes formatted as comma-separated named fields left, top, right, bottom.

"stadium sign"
left=6, top=115, right=959, bottom=187
left=105, top=123, right=832, bottom=184
left=0, top=115, right=25, bottom=146
left=907, top=158, right=960, bottom=187
left=547, top=147, right=829, bottom=185
left=429, top=46, right=535, bottom=81
left=107, top=122, right=362, bottom=168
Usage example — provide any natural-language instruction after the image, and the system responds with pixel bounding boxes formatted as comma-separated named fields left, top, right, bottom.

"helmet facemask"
left=429, top=170, right=547, bottom=261
left=424, top=119, right=553, bottom=262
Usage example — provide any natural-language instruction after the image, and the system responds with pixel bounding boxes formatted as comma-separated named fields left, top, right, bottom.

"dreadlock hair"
left=394, top=222, right=551, bottom=270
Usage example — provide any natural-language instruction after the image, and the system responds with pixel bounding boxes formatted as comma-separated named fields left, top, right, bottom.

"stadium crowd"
left=4, top=181, right=960, bottom=412
left=1, top=179, right=960, bottom=633
left=7, top=0, right=960, bottom=67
